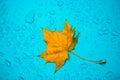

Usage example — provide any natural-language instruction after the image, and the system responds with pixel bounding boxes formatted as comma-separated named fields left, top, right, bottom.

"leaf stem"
left=70, top=52, right=106, bottom=64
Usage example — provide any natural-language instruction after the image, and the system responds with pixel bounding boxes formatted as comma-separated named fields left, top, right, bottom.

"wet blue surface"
left=0, top=0, right=120, bottom=80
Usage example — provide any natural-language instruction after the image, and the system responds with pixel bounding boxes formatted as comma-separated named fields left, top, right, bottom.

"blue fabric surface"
left=0, top=0, right=120, bottom=80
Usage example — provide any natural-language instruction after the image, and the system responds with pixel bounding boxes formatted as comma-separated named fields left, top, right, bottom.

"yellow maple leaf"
left=39, top=20, right=106, bottom=73
left=39, top=20, right=78, bottom=72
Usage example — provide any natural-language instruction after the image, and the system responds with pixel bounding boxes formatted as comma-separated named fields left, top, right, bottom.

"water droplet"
left=14, top=56, right=22, bottom=64
left=14, top=25, right=21, bottom=32
left=92, top=18, right=102, bottom=25
left=98, top=27, right=109, bottom=35
left=111, top=36, right=117, bottom=42
left=66, top=0, right=76, bottom=10
left=24, top=10, right=36, bottom=24
left=18, top=76, right=24, bottom=80
left=49, top=9, right=55, bottom=15
left=111, top=31, right=119, bottom=37
left=22, top=52, right=34, bottom=59
left=110, top=29, right=120, bottom=42
left=57, top=0, right=64, bottom=7
left=4, top=59, right=11, bottom=67
left=106, top=18, right=112, bottom=24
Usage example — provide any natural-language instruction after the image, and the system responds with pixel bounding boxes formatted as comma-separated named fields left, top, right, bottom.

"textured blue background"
left=0, top=0, right=120, bottom=80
